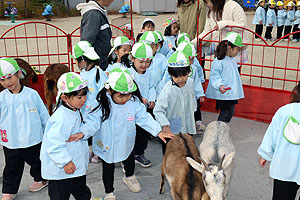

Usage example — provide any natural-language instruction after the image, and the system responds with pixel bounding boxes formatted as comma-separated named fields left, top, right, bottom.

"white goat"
left=187, top=121, right=235, bottom=200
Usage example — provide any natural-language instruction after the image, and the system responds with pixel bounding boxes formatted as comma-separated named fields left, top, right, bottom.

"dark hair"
left=107, top=46, right=131, bottom=68
left=215, top=40, right=236, bottom=60
left=290, top=81, right=300, bottom=103
left=204, top=0, right=225, bottom=21
left=136, top=32, right=144, bottom=42
left=92, top=82, right=143, bottom=122
left=168, top=66, right=191, bottom=77
left=177, top=0, right=195, bottom=7
left=164, top=25, right=172, bottom=36
left=142, top=21, right=155, bottom=29
left=76, top=55, right=102, bottom=83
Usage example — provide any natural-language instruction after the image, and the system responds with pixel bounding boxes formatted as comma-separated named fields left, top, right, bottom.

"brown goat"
left=159, top=134, right=210, bottom=200
left=0, top=58, right=38, bottom=92
left=43, top=63, right=70, bottom=115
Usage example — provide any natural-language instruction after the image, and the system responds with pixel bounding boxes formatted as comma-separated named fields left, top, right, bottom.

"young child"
left=72, top=41, right=108, bottom=164
left=153, top=31, right=164, bottom=53
left=257, top=81, right=300, bottom=199
left=106, top=36, right=133, bottom=72
left=0, top=58, right=49, bottom=200
left=121, top=23, right=133, bottom=39
left=284, top=1, right=296, bottom=41
left=252, top=0, right=266, bottom=40
left=154, top=51, right=199, bottom=154
left=292, top=2, right=300, bottom=42
left=265, top=0, right=277, bottom=41
left=40, top=72, right=91, bottom=200
left=141, top=18, right=155, bottom=31
left=205, top=32, right=244, bottom=123
left=161, top=18, right=179, bottom=56
left=129, top=42, right=156, bottom=167
left=276, top=1, right=286, bottom=39
left=75, top=67, right=173, bottom=200
left=165, top=32, right=191, bottom=59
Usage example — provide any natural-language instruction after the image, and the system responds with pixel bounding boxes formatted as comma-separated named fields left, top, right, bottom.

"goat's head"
left=186, top=152, right=235, bottom=200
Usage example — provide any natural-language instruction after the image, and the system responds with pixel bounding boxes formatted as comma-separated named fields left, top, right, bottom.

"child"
left=265, top=0, right=277, bottom=41
left=106, top=36, right=133, bottom=72
left=257, top=81, right=300, bottom=199
left=292, top=2, right=300, bottom=42
left=154, top=51, right=199, bottom=154
left=284, top=1, right=296, bottom=41
left=40, top=72, right=91, bottom=200
left=205, top=32, right=244, bottom=123
left=165, top=32, right=191, bottom=59
left=72, top=40, right=108, bottom=163
left=276, top=1, right=286, bottom=39
left=153, top=31, right=165, bottom=54
left=74, top=67, right=173, bottom=200
left=0, top=58, right=49, bottom=200
left=129, top=42, right=156, bottom=167
left=141, top=18, right=155, bottom=31
left=161, top=18, right=179, bottom=56
left=252, top=0, right=266, bottom=40
left=121, top=23, right=133, bottom=39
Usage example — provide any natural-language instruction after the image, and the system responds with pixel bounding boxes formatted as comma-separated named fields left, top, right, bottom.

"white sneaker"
left=254, top=38, right=261, bottom=42
left=123, top=175, right=141, bottom=192
left=104, top=192, right=116, bottom=200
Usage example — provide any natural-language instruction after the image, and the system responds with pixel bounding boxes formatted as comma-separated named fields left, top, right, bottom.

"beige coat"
left=177, top=0, right=207, bottom=40
left=192, top=0, right=248, bottom=46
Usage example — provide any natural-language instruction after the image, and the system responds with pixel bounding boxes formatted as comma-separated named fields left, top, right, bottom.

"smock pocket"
left=283, top=116, right=300, bottom=145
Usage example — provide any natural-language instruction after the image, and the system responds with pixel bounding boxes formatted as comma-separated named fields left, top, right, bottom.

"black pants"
left=48, top=175, right=91, bottom=200
left=2, top=143, right=44, bottom=194
left=194, top=98, right=202, bottom=122
left=277, top=26, right=284, bottom=39
left=265, top=26, right=273, bottom=39
left=292, top=24, right=300, bottom=39
left=255, top=24, right=264, bottom=38
left=161, top=138, right=171, bottom=155
left=284, top=26, right=292, bottom=38
left=272, top=179, right=300, bottom=200
left=216, top=100, right=237, bottom=123
left=201, top=55, right=206, bottom=79
left=101, top=150, right=135, bottom=194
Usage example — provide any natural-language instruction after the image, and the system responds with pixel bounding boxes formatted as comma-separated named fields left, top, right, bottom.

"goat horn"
left=199, top=157, right=209, bottom=170
left=218, top=154, right=226, bottom=170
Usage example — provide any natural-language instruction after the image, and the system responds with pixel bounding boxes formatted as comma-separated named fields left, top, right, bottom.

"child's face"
left=189, top=57, right=195, bottom=65
left=0, top=71, right=21, bottom=94
left=260, top=1, right=266, bottom=6
left=132, top=58, right=151, bottom=74
left=150, top=43, right=159, bottom=55
left=228, top=46, right=241, bottom=57
left=278, top=5, right=283, bottom=9
left=115, top=45, right=131, bottom=60
left=62, top=93, right=87, bottom=110
left=297, top=6, right=300, bottom=10
left=143, top=24, right=155, bottom=31
left=76, top=60, right=87, bottom=71
left=110, top=91, right=132, bottom=105
left=270, top=4, right=275, bottom=8
left=170, top=23, right=179, bottom=36
left=171, top=74, right=189, bottom=88
left=122, top=29, right=131, bottom=38
left=288, top=6, right=294, bottom=10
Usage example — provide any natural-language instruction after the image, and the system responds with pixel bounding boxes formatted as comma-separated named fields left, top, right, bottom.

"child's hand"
left=67, top=132, right=84, bottom=142
left=219, top=85, right=226, bottom=94
left=259, top=157, right=267, bottom=167
left=142, top=97, right=148, bottom=105
left=148, top=101, right=155, bottom=109
left=64, top=161, right=76, bottom=174
left=106, top=72, right=109, bottom=76
left=199, top=97, right=205, bottom=103
left=259, top=21, right=263, bottom=24
left=158, top=130, right=174, bottom=143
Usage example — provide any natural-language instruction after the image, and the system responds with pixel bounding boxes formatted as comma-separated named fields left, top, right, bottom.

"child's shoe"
left=104, top=192, right=116, bottom=200
left=123, top=175, right=141, bottom=192
left=254, top=38, right=261, bottom=42
left=1, top=194, right=16, bottom=200
left=28, top=181, right=48, bottom=192
left=270, top=38, right=275, bottom=41
left=283, top=38, right=289, bottom=41
left=134, top=154, right=152, bottom=167
left=196, top=121, right=206, bottom=134
left=91, top=155, right=100, bottom=163
left=121, top=162, right=125, bottom=173
left=292, top=39, right=299, bottom=42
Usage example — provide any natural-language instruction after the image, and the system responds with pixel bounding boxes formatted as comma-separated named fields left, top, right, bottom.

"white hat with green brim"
left=109, top=36, right=133, bottom=56
left=177, top=33, right=191, bottom=45
left=131, top=42, right=153, bottom=61
left=140, top=31, right=159, bottom=44
left=154, top=31, right=163, bottom=42
left=105, top=67, right=137, bottom=94
left=71, top=41, right=100, bottom=60
left=177, top=41, right=197, bottom=58
left=0, top=58, right=26, bottom=79
left=224, top=32, right=244, bottom=47
left=168, top=51, right=190, bottom=67
left=56, top=72, right=88, bottom=103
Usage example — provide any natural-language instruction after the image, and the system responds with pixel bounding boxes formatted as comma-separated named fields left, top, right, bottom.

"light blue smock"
left=80, top=66, right=107, bottom=117
left=257, top=103, right=300, bottom=185
left=252, top=6, right=266, bottom=25
left=128, top=67, right=156, bottom=102
left=81, top=95, right=161, bottom=164
left=0, top=87, right=49, bottom=149
left=148, top=52, right=168, bottom=90
left=266, top=8, right=277, bottom=27
left=193, top=58, right=205, bottom=83
left=161, top=35, right=177, bottom=56
left=205, top=56, right=244, bottom=100
left=285, top=10, right=295, bottom=26
left=154, top=78, right=197, bottom=135
left=105, top=63, right=126, bottom=74
left=294, top=10, right=300, bottom=25
left=40, top=105, right=89, bottom=180
left=159, top=41, right=171, bottom=56
left=277, top=9, right=287, bottom=26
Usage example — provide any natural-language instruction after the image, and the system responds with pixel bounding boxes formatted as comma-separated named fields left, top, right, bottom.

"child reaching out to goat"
left=258, top=81, right=300, bottom=199
left=40, top=72, right=91, bottom=200
left=0, top=58, right=49, bottom=200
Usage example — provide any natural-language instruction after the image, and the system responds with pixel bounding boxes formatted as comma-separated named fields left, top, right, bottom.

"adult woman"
left=77, top=0, right=114, bottom=70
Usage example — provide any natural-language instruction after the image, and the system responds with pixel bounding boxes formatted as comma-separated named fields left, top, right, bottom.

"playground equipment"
left=243, top=0, right=256, bottom=8
left=119, top=2, right=130, bottom=18
left=42, top=3, right=54, bottom=21
left=4, top=2, right=18, bottom=23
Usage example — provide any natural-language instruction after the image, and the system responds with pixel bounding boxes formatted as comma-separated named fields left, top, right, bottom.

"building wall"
left=67, top=0, right=124, bottom=10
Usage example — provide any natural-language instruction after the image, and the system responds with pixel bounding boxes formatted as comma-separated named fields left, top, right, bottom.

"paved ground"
left=0, top=111, right=298, bottom=200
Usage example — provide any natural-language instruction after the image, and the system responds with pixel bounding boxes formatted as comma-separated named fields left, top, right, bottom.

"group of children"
left=253, top=0, right=300, bottom=42
left=0, top=17, right=246, bottom=200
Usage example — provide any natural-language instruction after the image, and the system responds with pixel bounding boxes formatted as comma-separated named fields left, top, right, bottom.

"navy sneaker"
left=134, top=154, right=152, bottom=167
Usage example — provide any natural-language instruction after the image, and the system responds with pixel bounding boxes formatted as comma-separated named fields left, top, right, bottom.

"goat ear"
left=222, top=152, right=235, bottom=170
left=186, top=157, right=205, bottom=174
